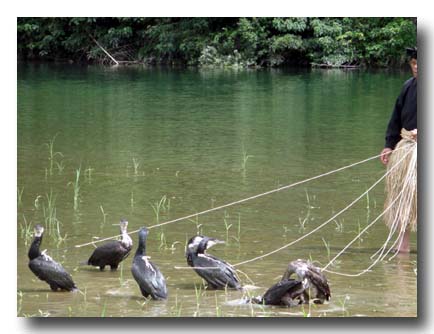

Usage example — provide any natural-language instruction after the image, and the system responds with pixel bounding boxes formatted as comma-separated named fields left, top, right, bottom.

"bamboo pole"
left=90, top=35, right=119, bottom=65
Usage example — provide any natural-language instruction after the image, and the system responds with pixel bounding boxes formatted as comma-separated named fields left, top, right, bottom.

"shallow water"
left=17, top=64, right=417, bottom=317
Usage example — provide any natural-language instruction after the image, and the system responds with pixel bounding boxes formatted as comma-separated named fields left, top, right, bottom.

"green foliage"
left=272, top=18, right=308, bottom=33
left=17, top=17, right=416, bottom=68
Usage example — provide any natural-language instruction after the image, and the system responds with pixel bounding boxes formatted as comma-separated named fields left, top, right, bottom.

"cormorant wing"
left=305, top=266, right=331, bottom=300
left=88, top=241, right=128, bottom=263
left=262, top=279, right=303, bottom=305
left=148, top=261, right=168, bottom=299
left=29, top=256, right=76, bottom=290
left=193, top=253, right=241, bottom=289
left=131, top=257, right=167, bottom=300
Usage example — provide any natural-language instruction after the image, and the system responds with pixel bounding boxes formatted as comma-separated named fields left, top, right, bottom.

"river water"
left=17, top=64, right=417, bottom=317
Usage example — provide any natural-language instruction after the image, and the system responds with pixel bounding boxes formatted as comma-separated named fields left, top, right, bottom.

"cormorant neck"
left=28, top=235, right=42, bottom=260
left=121, top=231, right=133, bottom=248
left=135, top=238, right=147, bottom=257
left=197, top=238, right=209, bottom=254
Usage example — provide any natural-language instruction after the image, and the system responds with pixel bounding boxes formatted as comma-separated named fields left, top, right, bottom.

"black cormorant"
left=251, top=278, right=306, bottom=306
left=28, top=225, right=77, bottom=292
left=186, top=235, right=241, bottom=290
left=282, top=259, right=331, bottom=304
left=131, top=227, right=168, bottom=300
left=87, top=219, right=133, bottom=271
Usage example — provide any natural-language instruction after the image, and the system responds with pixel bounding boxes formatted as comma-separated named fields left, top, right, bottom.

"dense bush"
left=17, top=17, right=416, bottom=68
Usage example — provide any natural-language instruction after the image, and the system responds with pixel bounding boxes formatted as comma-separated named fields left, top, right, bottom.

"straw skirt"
left=384, top=129, right=417, bottom=232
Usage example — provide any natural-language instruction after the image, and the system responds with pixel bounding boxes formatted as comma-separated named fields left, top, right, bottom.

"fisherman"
left=380, top=47, right=417, bottom=253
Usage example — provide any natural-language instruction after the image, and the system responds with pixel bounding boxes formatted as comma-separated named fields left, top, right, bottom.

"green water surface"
left=17, top=64, right=417, bottom=317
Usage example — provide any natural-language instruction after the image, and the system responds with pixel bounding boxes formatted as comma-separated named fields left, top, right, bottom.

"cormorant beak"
left=206, top=238, right=225, bottom=249
left=34, top=225, right=44, bottom=237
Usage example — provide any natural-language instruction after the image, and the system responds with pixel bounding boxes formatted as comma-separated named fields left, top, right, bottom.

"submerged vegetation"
left=17, top=17, right=416, bottom=68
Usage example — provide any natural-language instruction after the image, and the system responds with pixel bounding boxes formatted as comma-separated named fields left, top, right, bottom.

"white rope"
left=173, top=148, right=411, bottom=272
left=322, top=146, right=415, bottom=277
left=232, top=148, right=411, bottom=267
left=321, top=187, right=405, bottom=276
left=74, top=150, right=397, bottom=249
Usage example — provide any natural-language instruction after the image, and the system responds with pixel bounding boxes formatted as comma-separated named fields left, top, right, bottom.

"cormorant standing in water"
left=186, top=235, right=241, bottom=290
left=251, top=278, right=306, bottom=306
left=282, top=259, right=331, bottom=304
left=131, top=227, right=168, bottom=300
left=28, top=225, right=77, bottom=292
left=87, top=219, right=133, bottom=271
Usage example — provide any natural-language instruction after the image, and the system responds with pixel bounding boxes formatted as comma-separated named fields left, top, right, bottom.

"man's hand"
left=380, top=148, right=393, bottom=165
left=410, top=129, right=417, bottom=141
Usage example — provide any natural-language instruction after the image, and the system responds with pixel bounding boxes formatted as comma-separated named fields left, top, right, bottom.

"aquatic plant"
left=68, top=167, right=81, bottom=211
left=169, top=241, right=182, bottom=253
left=322, top=237, right=331, bottom=263
left=241, top=288, right=256, bottom=316
left=119, top=262, right=124, bottom=285
left=42, top=190, right=56, bottom=235
left=100, top=300, right=107, bottom=317
left=99, top=205, right=108, bottom=226
left=150, top=195, right=169, bottom=224
left=338, top=294, right=351, bottom=316
left=42, top=190, right=66, bottom=242
left=171, top=291, right=182, bottom=316
left=298, top=215, right=308, bottom=232
left=301, top=301, right=312, bottom=317
left=223, top=211, right=232, bottom=244
left=193, top=283, right=202, bottom=316
left=17, top=187, right=24, bottom=207
left=55, top=160, right=65, bottom=175
left=356, top=219, right=364, bottom=245
left=232, top=213, right=242, bottom=244
left=45, top=134, right=63, bottom=176
left=23, top=309, right=51, bottom=317
left=77, top=286, right=88, bottom=304
left=17, top=290, right=23, bottom=316
left=298, top=189, right=319, bottom=232
left=34, top=195, right=43, bottom=210
left=365, top=190, right=371, bottom=211
left=158, top=229, right=168, bottom=250
left=241, top=149, right=253, bottom=174
left=214, top=292, right=222, bottom=317
left=84, top=167, right=94, bottom=183
left=334, top=217, right=344, bottom=232
left=19, top=214, right=33, bottom=246
left=132, top=157, right=140, bottom=176
left=188, top=215, right=202, bottom=235
left=305, top=189, right=319, bottom=210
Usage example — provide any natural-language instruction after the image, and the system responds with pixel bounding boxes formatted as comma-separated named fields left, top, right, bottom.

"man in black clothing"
left=380, top=47, right=417, bottom=253
left=381, top=47, right=417, bottom=163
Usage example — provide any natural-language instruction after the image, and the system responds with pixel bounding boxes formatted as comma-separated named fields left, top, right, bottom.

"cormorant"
left=131, top=227, right=168, bottom=300
left=28, top=224, right=77, bottom=292
left=282, top=259, right=331, bottom=304
left=87, top=219, right=133, bottom=271
left=251, top=278, right=307, bottom=306
left=186, top=235, right=241, bottom=290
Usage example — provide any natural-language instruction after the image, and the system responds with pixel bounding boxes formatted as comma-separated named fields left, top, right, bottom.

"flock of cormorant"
left=27, top=219, right=331, bottom=307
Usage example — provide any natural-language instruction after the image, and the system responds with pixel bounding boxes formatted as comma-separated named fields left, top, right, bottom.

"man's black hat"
left=406, top=47, right=417, bottom=60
